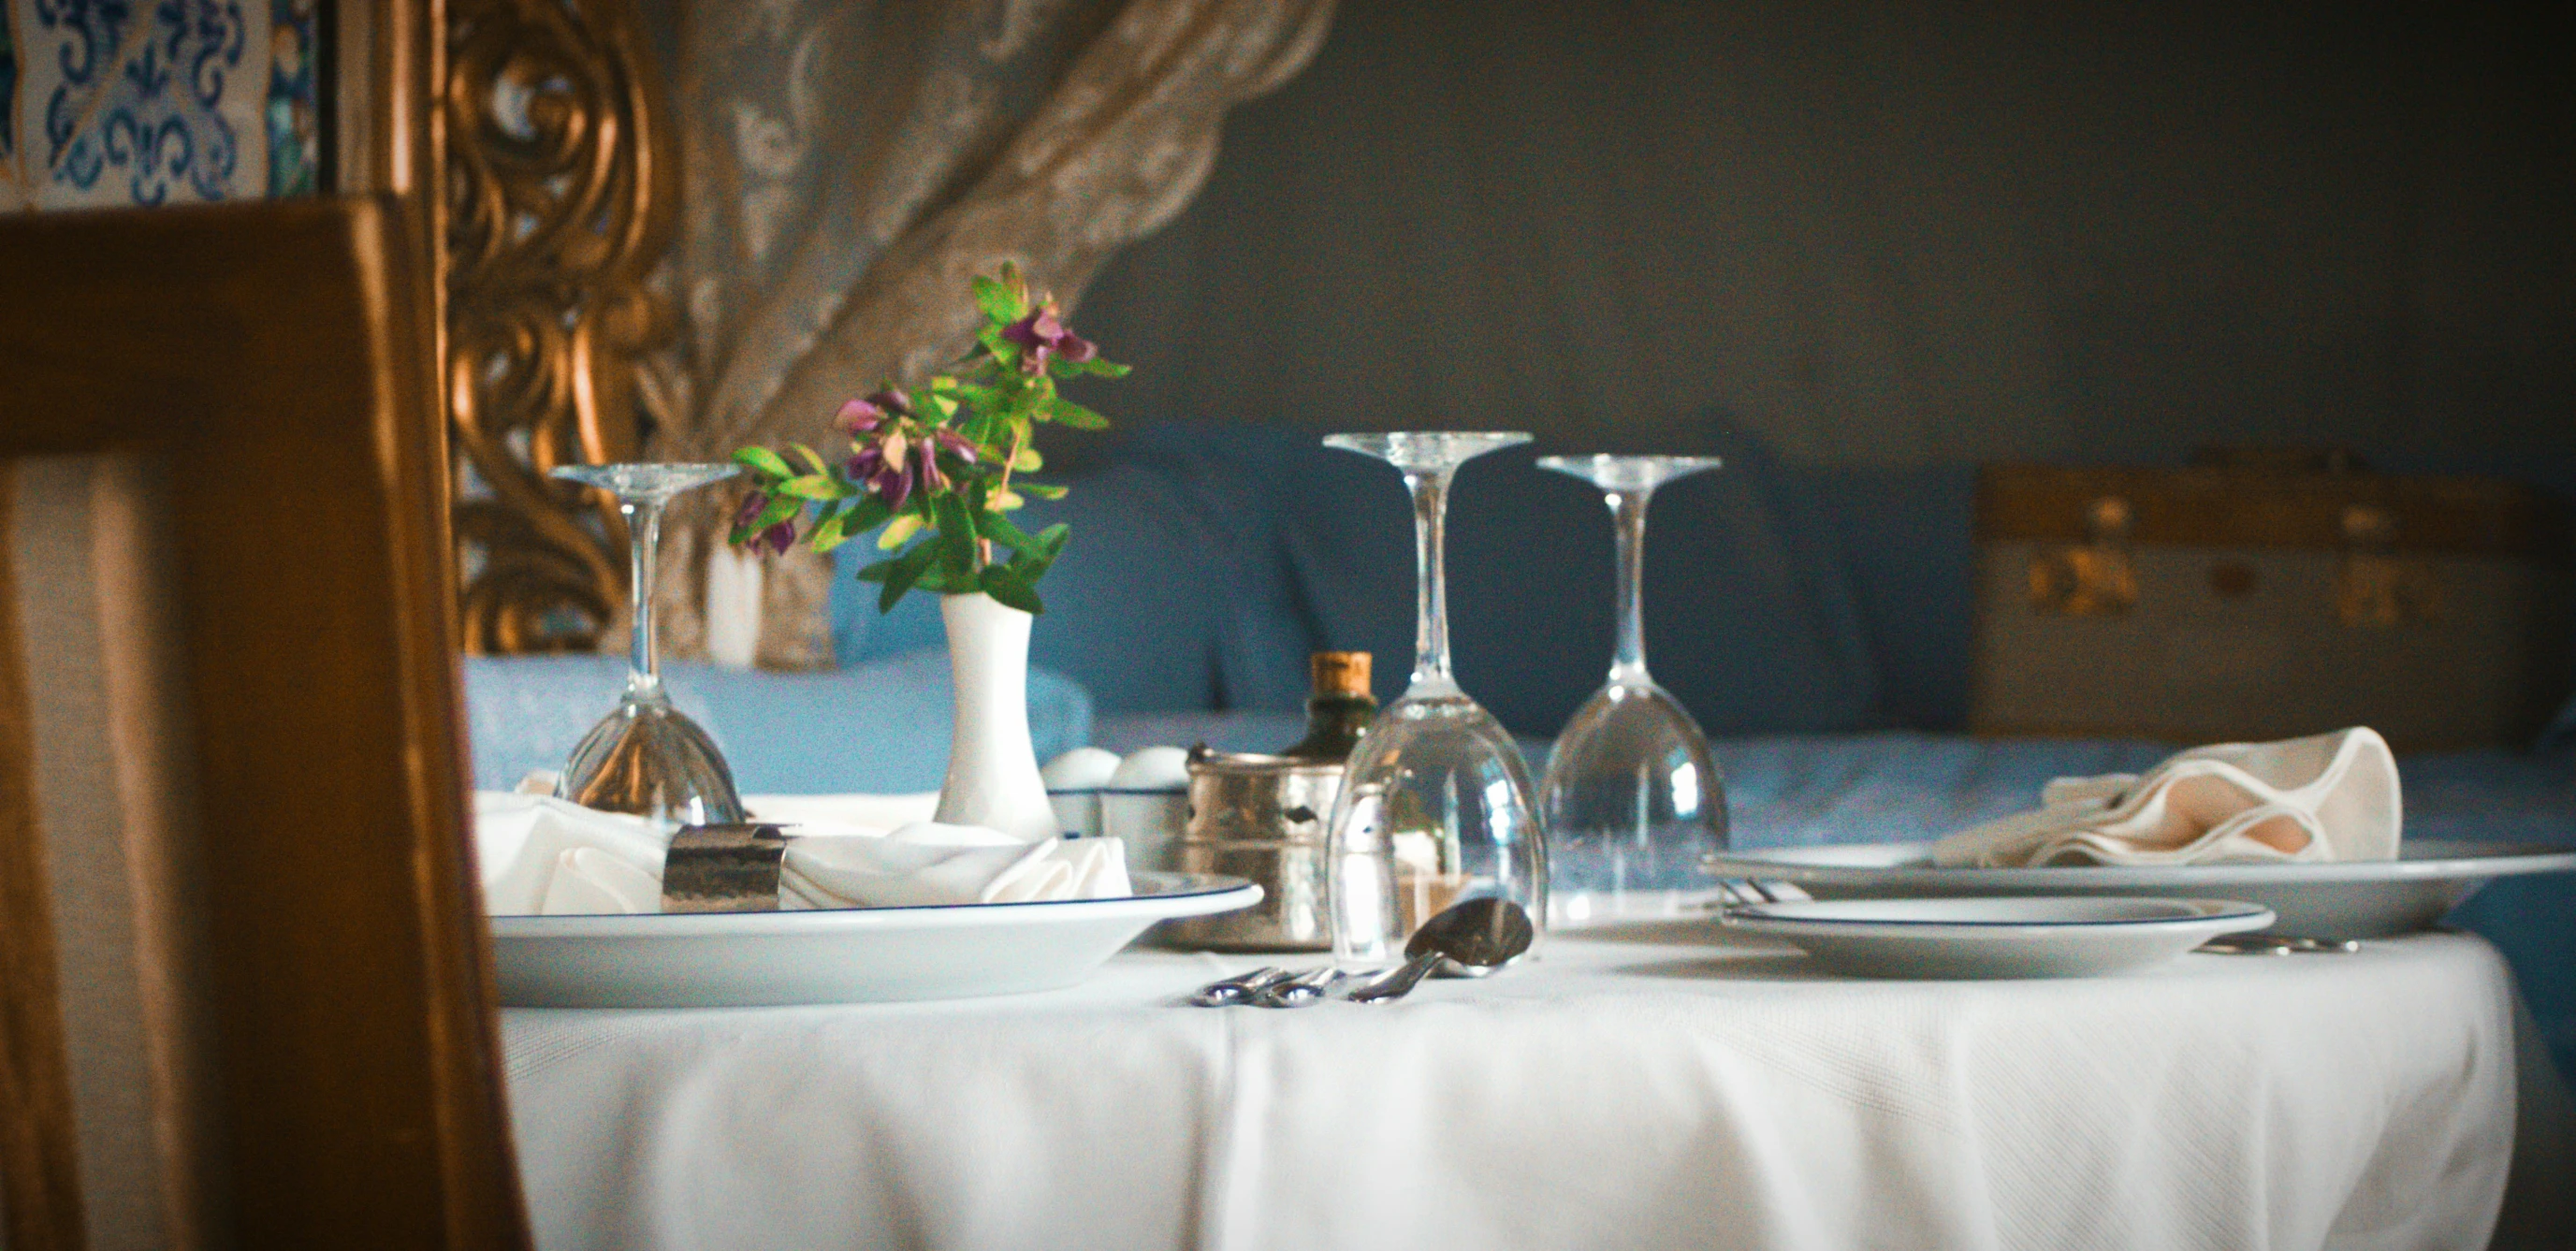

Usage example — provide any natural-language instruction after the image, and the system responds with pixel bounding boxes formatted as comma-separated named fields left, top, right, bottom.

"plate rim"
left=489, top=870, right=1260, bottom=938
left=1704, top=840, right=2576, bottom=884
left=1721, top=895, right=2273, bottom=935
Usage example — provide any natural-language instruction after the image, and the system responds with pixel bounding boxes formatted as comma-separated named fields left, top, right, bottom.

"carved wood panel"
left=444, top=0, right=677, bottom=652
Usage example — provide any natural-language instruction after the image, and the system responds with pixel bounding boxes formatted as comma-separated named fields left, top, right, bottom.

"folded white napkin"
left=473, top=793, right=1131, bottom=916
left=780, top=822, right=1130, bottom=909
left=1930, top=727, right=2401, bottom=868
left=743, top=792, right=941, bottom=834
left=478, top=793, right=671, bottom=915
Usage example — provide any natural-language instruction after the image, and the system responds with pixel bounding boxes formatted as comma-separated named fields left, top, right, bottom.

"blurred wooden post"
left=0, top=198, right=531, bottom=1249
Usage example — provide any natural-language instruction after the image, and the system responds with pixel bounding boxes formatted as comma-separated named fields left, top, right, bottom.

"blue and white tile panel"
left=2, top=0, right=321, bottom=211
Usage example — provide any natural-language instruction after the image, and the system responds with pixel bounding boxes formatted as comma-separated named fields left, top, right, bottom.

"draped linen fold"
left=640, top=0, right=1334, bottom=668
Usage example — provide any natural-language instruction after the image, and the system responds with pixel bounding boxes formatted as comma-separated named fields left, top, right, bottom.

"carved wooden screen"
left=444, top=0, right=677, bottom=653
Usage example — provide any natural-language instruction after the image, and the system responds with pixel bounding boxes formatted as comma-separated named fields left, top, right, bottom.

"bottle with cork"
left=1279, top=651, right=1377, bottom=761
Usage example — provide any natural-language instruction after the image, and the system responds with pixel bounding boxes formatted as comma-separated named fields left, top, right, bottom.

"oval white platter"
left=1723, top=896, right=2275, bottom=979
left=1705, top=841, right=2576, bottom=940
left=491, top=871, right=1261, bottom=1009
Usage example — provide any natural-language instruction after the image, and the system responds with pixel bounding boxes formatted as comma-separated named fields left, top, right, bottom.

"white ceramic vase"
left=933, top=592, right=1061, bottom=842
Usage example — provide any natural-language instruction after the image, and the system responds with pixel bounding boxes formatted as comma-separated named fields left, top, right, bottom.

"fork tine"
left=1753, top=879, right=1812, bottom=903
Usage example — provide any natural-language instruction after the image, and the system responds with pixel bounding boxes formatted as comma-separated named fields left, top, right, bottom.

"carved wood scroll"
left=444, top=0, right=677, bottom=653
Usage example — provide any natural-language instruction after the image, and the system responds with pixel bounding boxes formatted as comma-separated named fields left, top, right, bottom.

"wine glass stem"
left=624, top=499, right=665, bottom=701
left=1405, top=469, right=1459, bottom=693
left=1609, top=487, right=1652, bottom=683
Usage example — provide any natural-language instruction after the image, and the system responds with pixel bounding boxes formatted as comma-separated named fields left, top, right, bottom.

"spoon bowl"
left=1346, top=898, right=1535, bottom=1004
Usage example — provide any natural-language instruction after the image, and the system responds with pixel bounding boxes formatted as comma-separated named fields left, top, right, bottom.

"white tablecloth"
left=502, top=925, right=2524, bottom=1251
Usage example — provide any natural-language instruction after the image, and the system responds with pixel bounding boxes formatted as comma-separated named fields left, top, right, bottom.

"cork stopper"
left=1310, top=651, right=1372, bottom=698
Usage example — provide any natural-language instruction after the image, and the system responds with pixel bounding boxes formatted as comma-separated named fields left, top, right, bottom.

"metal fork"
left=2197, top=934, right=2362, bottom=955
left=1714, top=879, right=1812, bottom=907
left=1188, top=967, right=1289, bottom=1007
left=1250, top=967, right=1346, bottom=1008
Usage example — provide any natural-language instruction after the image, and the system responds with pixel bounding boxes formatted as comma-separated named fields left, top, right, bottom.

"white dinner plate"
left=491, top=871, right=1261, bottom=1008
left=1705, top=841, right=2576, bottom=940
left=1723, top=896, right=2275, bottom=979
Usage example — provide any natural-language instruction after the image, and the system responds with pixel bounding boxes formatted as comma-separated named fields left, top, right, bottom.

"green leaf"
left=973, top=275, right=1027, bottom=324
left=1018, top=481, right=1069, bottom=500
left=980, top=564, right=1045, bottom=615
left=733, top=446, right=794, bottom=480
left=979, top=509, right=1039, bottom=552
left=1045, top=399, right=1110, bottom=429
left=1082, top=357, right=1132, bottom=378
left=851, top=556, right=898, bottom=584
left=1009, top=550, right=1055, bottom=589
left=776, top=473, right=843, bottom=500
left=879, top=542, right=939, bottom=613
left=808, top=502, right=866, bottom=553
left=933, top=493, right=980, bottom=577
left=788, top=444, right=832, bottom=476
left=748, top=493, right=802, bottom=534
left=1010, top=524, right=1071, bottom=585
left=838, top=496, right=892, bottom=536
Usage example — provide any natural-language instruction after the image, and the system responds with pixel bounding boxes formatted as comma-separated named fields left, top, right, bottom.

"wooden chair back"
left=0, top=198, right=529, bottom=1249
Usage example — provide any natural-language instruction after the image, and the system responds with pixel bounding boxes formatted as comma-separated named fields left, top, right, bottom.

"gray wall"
left=1070, top=0, right=2575, bottom=473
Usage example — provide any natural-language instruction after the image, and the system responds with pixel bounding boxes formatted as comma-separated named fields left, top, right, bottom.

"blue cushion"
left=1797, top=464, right=1980, bottom=730
left=833, top=455, right=1316, bottom=715
left=1137, top=418, right=1885, bottom=737
left=2545, top=697, right=2576, bottom=750
left=463, top=650, right=1091, bottom=793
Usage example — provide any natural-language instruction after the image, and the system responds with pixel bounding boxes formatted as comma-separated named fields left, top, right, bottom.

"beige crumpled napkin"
left=473, top=793, right=1131, bottom=916
left=1930, top=727, right=2402, bottom=868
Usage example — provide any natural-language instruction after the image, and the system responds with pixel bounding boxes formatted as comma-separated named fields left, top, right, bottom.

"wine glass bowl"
left=557, top=701, right=743, bottom=826
left=548, top=462, right=749, bottom=829
left=1535, top=455, right=1729, bottom=924
left=1321, top=431, right=1546, bottom=965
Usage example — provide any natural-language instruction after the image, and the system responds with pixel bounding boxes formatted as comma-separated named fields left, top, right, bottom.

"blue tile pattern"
left=7, top=0, right=302, bottom=208
left=47, top=0, right=259, bottom=204
left=264, top=0, right=314, bottom=196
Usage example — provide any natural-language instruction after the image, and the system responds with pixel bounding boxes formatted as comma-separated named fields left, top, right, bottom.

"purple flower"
left=847, top=443, right=913, bottom=510
left=844, top=420, right=983, bottom=510
left=927, top=425, right=982, bottom=464
left=731, top=490, right=796, bottom=557
left=836, top=388, right=913, bottom=434
left=1000, top=300, right=1098, bottom=376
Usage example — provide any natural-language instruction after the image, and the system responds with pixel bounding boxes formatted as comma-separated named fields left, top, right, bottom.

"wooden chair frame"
left=0, top=197, right=528, bottom=1248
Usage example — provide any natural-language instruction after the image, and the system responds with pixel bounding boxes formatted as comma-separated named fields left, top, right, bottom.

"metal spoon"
left=1189, top=967, right=1288, bottom=1007
left=1346, top=897, right=1536, bottom=1005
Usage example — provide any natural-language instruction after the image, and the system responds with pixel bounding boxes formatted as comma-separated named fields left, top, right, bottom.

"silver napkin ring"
left=662, top=823, right=789, bottom=912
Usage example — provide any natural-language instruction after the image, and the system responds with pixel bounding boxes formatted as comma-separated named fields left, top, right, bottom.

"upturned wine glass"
left=549, top=463, right=748, bottom=828
left=1322, top=431, right=1546, bottom=965
left=1535, top=455, right=1729, bottom=924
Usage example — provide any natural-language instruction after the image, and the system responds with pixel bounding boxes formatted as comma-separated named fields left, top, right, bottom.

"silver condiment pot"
left=1157, top=749, right=1345, bottom=952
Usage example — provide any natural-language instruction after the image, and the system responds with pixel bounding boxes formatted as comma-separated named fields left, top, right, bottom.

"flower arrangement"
left=727, top=265, right=1127, bottom=616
